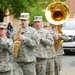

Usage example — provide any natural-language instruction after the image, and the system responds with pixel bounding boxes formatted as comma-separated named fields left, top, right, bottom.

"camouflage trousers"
left=13, top=62, right=23, bottom=75
left=18, top=62, right=36, bottom=75
left=0, top=71, right=11, bottom=75
left=57, top=55, right=63, bottom=71
left=36, top=58, right=46, bottom=75
left=46, top=58, right=55, bottom=75
left=54, top=57, right=60, bottom=75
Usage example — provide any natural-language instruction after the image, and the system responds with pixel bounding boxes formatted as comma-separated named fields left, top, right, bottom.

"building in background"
left=67, top=0, right=75, bottom=18
left=4, top=10, right=20, bottom=28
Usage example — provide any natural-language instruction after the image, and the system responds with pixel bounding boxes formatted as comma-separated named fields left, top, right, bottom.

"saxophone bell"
left=14, top=41, right=21, bottom=44
left=13, top=41, right=21, bottom=58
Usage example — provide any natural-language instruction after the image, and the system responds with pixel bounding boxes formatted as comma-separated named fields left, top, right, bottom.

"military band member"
left=0, top=22, right=14, bottom=75
left=11, top=13, right=39, bottom=75
left=34, top=16, right=54, bottom=75
left=44, top=22, right=58, bottom=75
left=51, top=24, right=68, bottom=74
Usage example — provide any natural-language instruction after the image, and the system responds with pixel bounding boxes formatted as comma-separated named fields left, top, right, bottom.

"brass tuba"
left=45, top=1, right=70, bottom=51
left=45, top=1, right=70, bottom=25
left=54, top=25, right=63, bottom=51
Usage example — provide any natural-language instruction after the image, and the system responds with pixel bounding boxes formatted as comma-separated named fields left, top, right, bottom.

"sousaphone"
left=45, top=2, right=70, bottom=51
left=45, top=1, right=70, bottom=25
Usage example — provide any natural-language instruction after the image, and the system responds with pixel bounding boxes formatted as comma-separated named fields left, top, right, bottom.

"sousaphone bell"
left=45, top=1, right=70, bottom=25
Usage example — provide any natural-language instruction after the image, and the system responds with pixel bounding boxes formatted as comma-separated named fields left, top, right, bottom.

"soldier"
left=0, top=22, right=14, bottom=75
left=44, top=22, right=58, bottom=75
left=51, top=24, right=68, bottom=75
left=43, top=22, right=51, bottom=30
left=11, top=12, right=39, bottom=75
left=34, top=16, right=54, bottom=75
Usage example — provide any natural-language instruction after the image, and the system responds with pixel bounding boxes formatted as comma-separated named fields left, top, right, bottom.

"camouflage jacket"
left=11, top=26, right=39, bottom=62
left=57, top=32, right=68, bottom=55
left=0, top=37, right=14, bottom=72
left=52, top=30, right=68, bottom=55
left=45, top=30, right=58, bottom=58
left=35, top=28, right=54, bottom=58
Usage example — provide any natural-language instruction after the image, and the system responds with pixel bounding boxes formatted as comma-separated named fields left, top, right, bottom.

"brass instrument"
left=54, top=25, right=63, bottom=51
left=45, top=2, right=70, bottom=51
left=13, top=26, right=22, bottom=58
left=45, top=1, right=70, bottom=25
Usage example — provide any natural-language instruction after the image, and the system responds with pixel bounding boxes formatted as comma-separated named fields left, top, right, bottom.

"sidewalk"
left=60, top=66, right=75, bottom=75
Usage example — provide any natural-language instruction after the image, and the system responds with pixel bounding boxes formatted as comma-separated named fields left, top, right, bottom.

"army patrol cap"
left=44, top=22, right=50, bottom=27
left=0, top=22, right=7, bottom=29
left=20, top=13, right=30, bottom=20
left=34, top=16, right=42, bottom=21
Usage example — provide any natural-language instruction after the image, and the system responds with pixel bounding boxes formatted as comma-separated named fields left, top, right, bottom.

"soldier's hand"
left=38, top=34, right=42, bottom=40
left=18, top=34, right=25, bottom=40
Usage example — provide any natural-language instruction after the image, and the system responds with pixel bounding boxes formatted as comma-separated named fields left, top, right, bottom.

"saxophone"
left=13, top=25, right=22, bottom=58
left=55, top=25, right=63, bottom=51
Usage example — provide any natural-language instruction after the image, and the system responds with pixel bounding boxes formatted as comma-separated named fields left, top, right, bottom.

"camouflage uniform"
left=35, top=28, right=54, bottom=75
left=11, top=26, right=39, bottom=75
left=45, top=29, right=59, bottom=75
left=43, top=22, right=58, bottom=75
left=0, top=22, right=14, bottom=75
left=50, top=30, right=60, bottom=75
left=13, top=62, right=23, bottom=75
left=56, top=32, right=68, bottom=71
left=51, top=28, right=68, bottom=75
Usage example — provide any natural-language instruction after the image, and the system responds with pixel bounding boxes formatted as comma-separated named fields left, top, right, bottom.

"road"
left=62, top=54, right=75, bottom=67
left=60, top=54, right=75, bottom=75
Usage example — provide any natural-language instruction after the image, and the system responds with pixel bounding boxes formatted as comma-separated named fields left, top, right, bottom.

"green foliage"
left=0, top=0, right=39, bottom=18
left=29, top=5, right=47, bottom=23
left=60, top=0, right=66, bottom=2
left=0, top=0, right=66, bottom=23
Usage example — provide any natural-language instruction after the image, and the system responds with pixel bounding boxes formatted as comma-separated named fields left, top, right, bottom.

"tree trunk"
left=0, top=9, right=5, bottom=22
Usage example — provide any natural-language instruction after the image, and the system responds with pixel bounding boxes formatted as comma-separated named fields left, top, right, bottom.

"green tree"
left=36, top=0, right=66, bottom=23
left=39, top=0, right=66, bottom=9
left=0, top=0, right=38, bottom=22
left=0, top=0, right=66, bottom=23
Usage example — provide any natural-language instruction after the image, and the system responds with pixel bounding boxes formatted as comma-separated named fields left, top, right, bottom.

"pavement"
left=60, top=66, right=75, bottom=75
